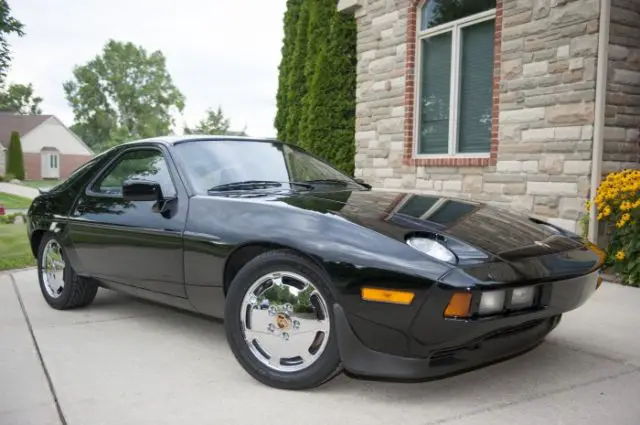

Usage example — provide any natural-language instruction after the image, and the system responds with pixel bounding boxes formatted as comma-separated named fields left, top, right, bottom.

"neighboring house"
left=0, top=113, right=93, bottom=180
left=337, top=0, right=640, bottom=236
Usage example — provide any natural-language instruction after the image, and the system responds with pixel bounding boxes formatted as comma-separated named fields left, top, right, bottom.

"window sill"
left=402, top=154, right=494, bottom=167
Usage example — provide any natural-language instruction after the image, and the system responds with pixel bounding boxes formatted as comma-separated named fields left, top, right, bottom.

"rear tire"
left=37, top=232, right=98, bottom=310
left=224, top=249, right=343, bottom=390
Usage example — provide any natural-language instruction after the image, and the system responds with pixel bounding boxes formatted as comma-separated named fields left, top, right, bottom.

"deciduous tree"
left=184, top=106, right=247, bottom=136
left=0, top=0, right=24, bottom=83
left=0, top=82, right=42, bottom=114
left=63, top=40, right=185, bottom=151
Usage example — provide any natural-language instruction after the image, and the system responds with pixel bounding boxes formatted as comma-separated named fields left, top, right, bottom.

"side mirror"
left=122, top=179, right=163, bottom=202
left=354, top=178, right=372, bottom=189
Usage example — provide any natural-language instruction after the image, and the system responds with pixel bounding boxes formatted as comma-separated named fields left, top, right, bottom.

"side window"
left=92, top=149, right=176, bottom=197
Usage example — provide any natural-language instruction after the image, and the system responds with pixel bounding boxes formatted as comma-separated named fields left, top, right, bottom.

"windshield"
left=172, top=140, right=364, bottom=193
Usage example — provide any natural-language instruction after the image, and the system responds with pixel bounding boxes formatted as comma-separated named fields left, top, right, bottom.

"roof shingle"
left=0, top=113, right=52, bottom=148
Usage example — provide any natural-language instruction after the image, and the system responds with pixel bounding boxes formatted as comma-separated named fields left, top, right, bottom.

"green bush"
left=6, top=131, right=25, bottom=180
left=0, top=212, right=26, bottom=224
left=0, top=173, right=16, bottom=182
left=275, top=0, right=357, bottom=175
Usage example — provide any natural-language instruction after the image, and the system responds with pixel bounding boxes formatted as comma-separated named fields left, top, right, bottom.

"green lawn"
left=0, top=224, right=35, bottom=271
left=22, top=179, right=63, bottom=189
left=0, top=192, right=32, bottom=209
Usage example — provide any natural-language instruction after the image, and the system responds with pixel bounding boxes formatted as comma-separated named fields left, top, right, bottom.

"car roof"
left=119, top=134, right=282, bottom=147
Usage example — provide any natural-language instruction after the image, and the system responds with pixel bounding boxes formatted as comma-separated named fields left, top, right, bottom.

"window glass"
left=422, top=0, right=496, bottom=30
left=427, top=200, right=476, bottom=225
left=173, top=140, right=362, bottom=194
left=417, top=0, right=496, bottom=156
left=93, top=149, right=176, bottom=197
left=397, top=195, right=439, bottom=218
left=458, top=19, right=495, bottom=153
left=419, top=32, right=452, bottom=155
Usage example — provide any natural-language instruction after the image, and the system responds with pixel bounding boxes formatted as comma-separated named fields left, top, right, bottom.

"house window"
left=416, top=0, right=496, bottom=157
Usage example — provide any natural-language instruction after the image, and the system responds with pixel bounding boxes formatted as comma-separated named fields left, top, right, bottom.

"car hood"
left=276, top=189, right=584, bottom=263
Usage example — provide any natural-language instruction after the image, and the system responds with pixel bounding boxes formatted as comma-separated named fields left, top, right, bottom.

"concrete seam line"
left=10, top=273, right=68, bottom=425
left=422, top=367, right=640, bottom=425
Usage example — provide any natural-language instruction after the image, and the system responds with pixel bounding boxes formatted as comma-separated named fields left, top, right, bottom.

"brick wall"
left=605, top=0, right=640, bottom=172
left=23, top=152, right=41, bottom=180
left=351, top=0, right=601, bottom=232
left=23, top=152, right=92, bottom=180
left=60, top=154, right=92, bottom=178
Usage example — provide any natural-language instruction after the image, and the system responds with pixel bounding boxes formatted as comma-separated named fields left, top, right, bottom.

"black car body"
left=27, top=136, right=605, bottom=389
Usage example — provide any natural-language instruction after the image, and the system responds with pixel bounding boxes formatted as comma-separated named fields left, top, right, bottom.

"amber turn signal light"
left=444, top=292, right=473, bottom=318
left=361, top=288, right=415, bottom=305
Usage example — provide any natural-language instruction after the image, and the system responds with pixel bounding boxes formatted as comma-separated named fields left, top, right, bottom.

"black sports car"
left=26, top=136, right=605, bottom=390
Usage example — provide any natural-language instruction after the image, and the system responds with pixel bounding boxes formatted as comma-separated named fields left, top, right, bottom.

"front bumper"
left=334, top=270, right=600, bottom=381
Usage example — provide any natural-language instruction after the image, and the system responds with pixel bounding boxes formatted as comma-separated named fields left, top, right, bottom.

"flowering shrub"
left=588, top=169, right=640, bottom=286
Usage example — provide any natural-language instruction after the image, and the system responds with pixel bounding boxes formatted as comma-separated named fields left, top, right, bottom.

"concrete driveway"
left=2, top=269, right=639, bottom=425
left=0, top=182, right=40, bottom=199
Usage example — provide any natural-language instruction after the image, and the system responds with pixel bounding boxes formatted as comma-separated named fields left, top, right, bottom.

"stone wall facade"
left=348, top=0, right=607, bottom=232
left=605, top=0, right=640, bottom=172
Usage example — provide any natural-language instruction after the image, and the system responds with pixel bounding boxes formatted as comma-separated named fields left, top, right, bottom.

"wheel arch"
left=30, top=229, right=46, bottom=258
left=223, top=242, right=326, bottom=296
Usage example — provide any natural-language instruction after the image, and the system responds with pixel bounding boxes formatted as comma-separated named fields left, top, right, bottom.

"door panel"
left=67, top=146, right=187, bottom=297
left=41, top=151, right=60, bottom=179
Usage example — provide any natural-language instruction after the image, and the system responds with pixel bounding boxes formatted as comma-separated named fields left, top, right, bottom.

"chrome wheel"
left=41, top=239, right=66, bottom=299
left=240, top=271, right=331, bottom=373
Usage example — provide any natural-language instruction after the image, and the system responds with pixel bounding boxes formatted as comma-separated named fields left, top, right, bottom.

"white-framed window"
left=415, top=1, right=497, bottom=158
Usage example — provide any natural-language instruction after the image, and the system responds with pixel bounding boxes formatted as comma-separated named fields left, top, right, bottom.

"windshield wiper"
left=207, top=180, right=313, bottom=192
left=299, top=179, right=351, bottom=186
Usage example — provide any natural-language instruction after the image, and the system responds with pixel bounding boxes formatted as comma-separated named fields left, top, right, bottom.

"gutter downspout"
left=588, top=0, right=611, bottom=244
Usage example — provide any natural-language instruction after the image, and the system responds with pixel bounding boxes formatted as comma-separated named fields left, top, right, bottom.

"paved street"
left=2, top=268, right=639, bottom=425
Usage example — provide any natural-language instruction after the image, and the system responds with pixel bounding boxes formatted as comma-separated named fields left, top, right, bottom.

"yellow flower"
left=604, top=205, right=612, bottom=217
left=622, top=213, right=631, bottom=221
left=620, top=201, right=632, bottom=211
left=615, top=250, right=625, bottom=261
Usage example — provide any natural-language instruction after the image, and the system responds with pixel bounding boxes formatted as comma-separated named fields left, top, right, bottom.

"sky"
left=6, top=0, right=287, bottom=138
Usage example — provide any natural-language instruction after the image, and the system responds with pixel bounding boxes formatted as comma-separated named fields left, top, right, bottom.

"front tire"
left=37, top=232, right=98, bottom=310
left=224, top=249, right=343, bottom=390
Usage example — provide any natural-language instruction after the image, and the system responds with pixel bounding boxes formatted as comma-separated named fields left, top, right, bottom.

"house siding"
left=352, top=0, right=603, bottom=232
left=0, top=149, right=5, bottom=176
left=21, top=118, right=92, bottom=155
left=605, top=0, right=640, bottom=172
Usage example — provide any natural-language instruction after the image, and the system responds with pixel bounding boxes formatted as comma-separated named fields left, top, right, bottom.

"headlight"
left=479, top=290, right=505, bottom=315
left=406, top=237, right=457, bottom=263
left=511, top=286, right=535, bottom=308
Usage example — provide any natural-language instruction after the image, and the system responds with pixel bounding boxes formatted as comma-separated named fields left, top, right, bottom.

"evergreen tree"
left=274, top=0, right=302, bottom=140
left=6, top=130, right=25, bottom=180
left=304, top=11, right=357, bottom=176
left=299, top=0, right=335, bottom=149
left=283, top=1, right=310, bottom=144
